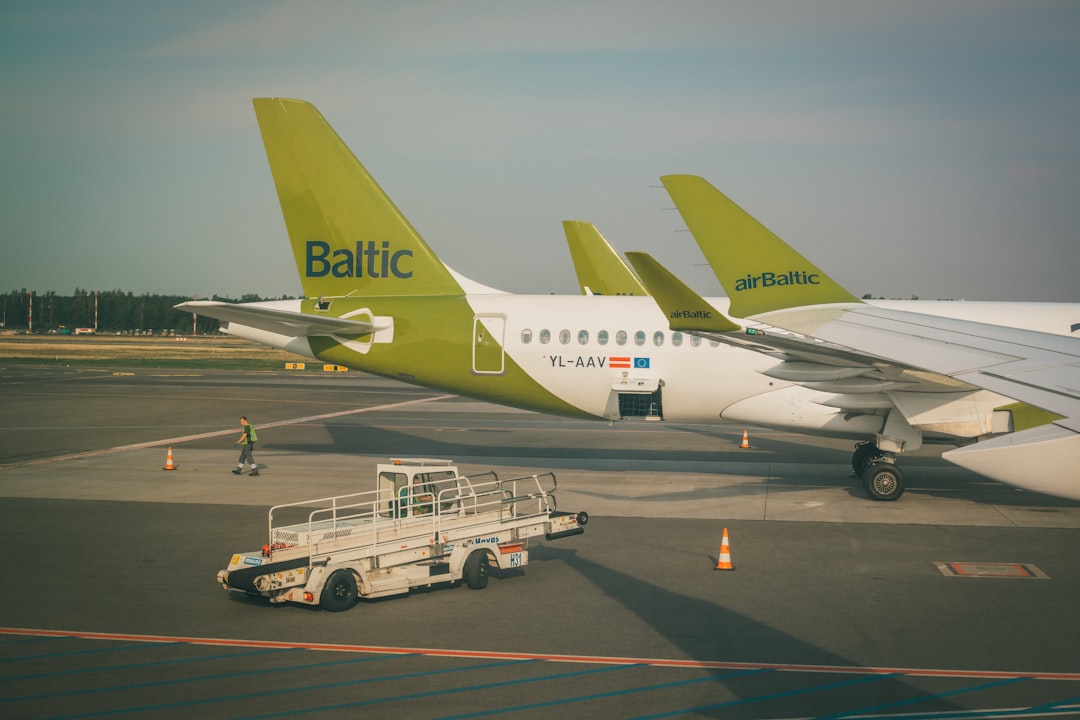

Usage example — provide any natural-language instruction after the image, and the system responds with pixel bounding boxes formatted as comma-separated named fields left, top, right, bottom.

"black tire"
left=851, top=441, right=881, bottom=475
left=320, top=570, right=358, bottom=611
left=862, top=462, right=905, bottom=501
left=464, top=550, right=490, bottom=590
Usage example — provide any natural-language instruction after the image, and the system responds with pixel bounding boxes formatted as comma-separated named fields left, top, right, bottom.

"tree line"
left=1, top=289, right=296, bottom=334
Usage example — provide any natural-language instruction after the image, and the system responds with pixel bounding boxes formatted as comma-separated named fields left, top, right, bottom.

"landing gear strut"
left=851, top=440, right=882, bottom=475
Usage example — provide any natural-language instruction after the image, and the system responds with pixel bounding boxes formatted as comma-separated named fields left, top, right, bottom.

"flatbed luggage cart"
left=217, top=458, right=587, bottom=611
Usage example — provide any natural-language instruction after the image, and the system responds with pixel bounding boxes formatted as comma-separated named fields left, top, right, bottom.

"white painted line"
left=0, top=394, right=455, bottom=470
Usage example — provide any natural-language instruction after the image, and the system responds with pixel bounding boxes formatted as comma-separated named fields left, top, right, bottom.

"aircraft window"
left=559, top=329, right=571, bottom=345
left=521, top=329, right=532, bottom=344
left=672, top=332, right=683, bottom=347
left=690, top=335, right=702, bottom=347
left=597, top=330, right=609, bottom=345
left=634, top=331, right=646, bottom=346
left=616, top=330, right=627, bottom=346
left=709, top=339, right=720, bottom=347
left=539, top=329, right=551, bottom=344
left=653, top=331, right=664, bottom=347
left=577, top=330, right=589, bottom=345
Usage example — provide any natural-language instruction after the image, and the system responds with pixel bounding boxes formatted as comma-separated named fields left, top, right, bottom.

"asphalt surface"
left=1, top=364, right=1079, bottom=719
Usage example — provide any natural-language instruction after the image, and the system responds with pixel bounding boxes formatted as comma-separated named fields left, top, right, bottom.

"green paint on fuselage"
left=306, top=296, right=596, bottom=419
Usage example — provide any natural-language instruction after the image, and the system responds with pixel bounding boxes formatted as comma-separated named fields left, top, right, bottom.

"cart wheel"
left=464, top=550, right=489, bottom=589
left=320, top=570, right=358, bottom=611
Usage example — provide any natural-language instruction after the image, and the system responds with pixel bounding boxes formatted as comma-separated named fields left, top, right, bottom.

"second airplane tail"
left=253, top=98, right=464, bottom=299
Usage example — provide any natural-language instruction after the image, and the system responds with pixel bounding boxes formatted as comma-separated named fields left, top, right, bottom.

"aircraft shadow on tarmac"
left=525, top=543, right=966, bottom=717
left=262, top=420, right=1080, bottom=509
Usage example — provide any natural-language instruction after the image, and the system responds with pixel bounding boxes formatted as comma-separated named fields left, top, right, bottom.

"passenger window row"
left=519, top=329, right=718, bottom=348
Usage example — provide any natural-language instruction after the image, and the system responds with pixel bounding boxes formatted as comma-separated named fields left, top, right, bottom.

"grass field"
left=0, top=334, right=306, bottom=371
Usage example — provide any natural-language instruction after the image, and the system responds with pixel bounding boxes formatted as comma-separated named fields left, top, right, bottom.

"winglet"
left=563, top=221, right=648, bottom=296
left=660, top=175, right=860, bottom=318
left=624, top=252, right=740, bottom=333
left=253, top=98, right=464, bottom=298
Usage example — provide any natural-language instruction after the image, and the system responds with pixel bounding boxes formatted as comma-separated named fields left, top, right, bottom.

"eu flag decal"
left=634, top=357, right=650, bottom=369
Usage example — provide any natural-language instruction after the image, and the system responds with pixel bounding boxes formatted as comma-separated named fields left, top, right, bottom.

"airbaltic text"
left=734, top=270, right=819, bottom=292
left=306, top=240, right=413, bottom=279
left=669, top=309, right=712, bottom=319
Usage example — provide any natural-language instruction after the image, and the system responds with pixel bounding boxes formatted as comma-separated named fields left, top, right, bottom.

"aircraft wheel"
left=851, top=441, right=882, bottom=475
left=320, top=570, right=358, bottom=611
left=464, top=550, right=490, bottom=589
left=862, top=462, right=905, bottom=501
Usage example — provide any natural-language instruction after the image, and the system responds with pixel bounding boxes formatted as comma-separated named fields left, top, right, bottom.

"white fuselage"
left=228, top=294, right=1080, bottom=443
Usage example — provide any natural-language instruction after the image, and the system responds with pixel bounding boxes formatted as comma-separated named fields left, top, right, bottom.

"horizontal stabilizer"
left=176, top=301, right=387, bottom=339
left=623, top=252, right=740, bottom=333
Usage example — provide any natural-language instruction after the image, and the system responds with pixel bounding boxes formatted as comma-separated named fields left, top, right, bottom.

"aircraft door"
left=472, top=314, right=506, bottom=375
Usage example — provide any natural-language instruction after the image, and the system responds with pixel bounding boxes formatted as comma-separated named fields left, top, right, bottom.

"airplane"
left=176, top=99, right=855, bottom=436
left=176, top=98, right=1080, bottom=501
left=624, top=174, right=1080, bottom=501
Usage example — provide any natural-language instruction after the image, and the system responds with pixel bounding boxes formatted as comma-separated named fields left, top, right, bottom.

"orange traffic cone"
left=715, top=527, right=734, bottom=570
left=740, top=429, right=750, bottom=449
left=163, top=446, right=177, bottom=471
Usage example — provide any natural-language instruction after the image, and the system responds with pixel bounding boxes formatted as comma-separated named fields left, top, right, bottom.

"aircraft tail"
left=562, top=221, right=648, bottom=296
left=253, top=98, right=464, bottom=298
left=660, top=175, right=859, bottom=318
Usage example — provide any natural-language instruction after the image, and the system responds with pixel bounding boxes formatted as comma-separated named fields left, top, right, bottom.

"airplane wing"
left=175, top=300, right=387, bottom=339
left=562, top=221, right=649, bottom=296
left=656, top=174, right=1080, bottom=500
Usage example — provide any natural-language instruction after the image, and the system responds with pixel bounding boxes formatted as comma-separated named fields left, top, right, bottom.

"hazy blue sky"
left=2, top=1, right=1078, bottom=301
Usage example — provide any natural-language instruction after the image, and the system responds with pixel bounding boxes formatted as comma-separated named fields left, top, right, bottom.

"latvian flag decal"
left=609, top=357, right=632, bottom=368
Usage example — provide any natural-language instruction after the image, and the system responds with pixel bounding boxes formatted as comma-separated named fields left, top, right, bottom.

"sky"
left=2, top=0, right=1079, bottom=302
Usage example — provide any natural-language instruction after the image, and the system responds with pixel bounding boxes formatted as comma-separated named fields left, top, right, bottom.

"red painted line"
left=3, top=627, right=1079, bottom=681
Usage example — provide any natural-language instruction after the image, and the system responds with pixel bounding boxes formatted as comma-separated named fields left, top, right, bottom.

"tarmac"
left=2, top=364, right=1079, bottom=719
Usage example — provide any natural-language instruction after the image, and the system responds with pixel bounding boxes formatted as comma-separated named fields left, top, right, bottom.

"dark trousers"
left=238, top=443, right=256, bottom=467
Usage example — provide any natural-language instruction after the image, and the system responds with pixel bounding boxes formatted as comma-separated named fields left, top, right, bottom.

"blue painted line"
left=0, top=646, right=298, bottom=683
left=435, top=667, right=769, bottom=719
left=47, top=658, right=528, bottom=719
left=3, top=651, right=408, bottom=704
left=1029, top=695, right=1080, bottom=713
left=0, top=636, right=67, bottom=647
left=239, top=659, right=636, bottom=719
left=817, top=676, right=1030, bottom=719
left=629, top=671, right=899, bottom=719
left=0, top=642, right=180, bottom=664
left=829, top=703, right=1080, bottom=719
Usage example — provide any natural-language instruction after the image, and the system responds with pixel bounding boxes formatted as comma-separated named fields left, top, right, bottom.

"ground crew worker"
left=233, top=416, right=259, bottom=476
left=398, top=476, right=433, bottom=516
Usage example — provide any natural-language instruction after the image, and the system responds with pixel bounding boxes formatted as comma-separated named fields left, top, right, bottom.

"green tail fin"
left=562, top=221, right=648, bottom=296
left=253, top=98, right=464, bottom=298
left=660, top=175, right=859, bottom=317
